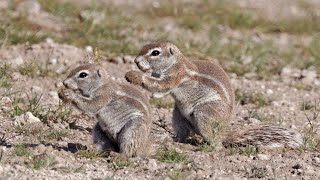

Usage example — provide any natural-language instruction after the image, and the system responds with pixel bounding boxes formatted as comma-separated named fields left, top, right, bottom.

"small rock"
left=0, top=164, right=3, bottom=174
left=248, top=118, right=260, bottom=124
left=11, top=72, right=21, bottom=81
left=45, top=38, right=54, bottom=44
left=49, top=58, right=58, bottom=65
left=85, top=46, right=93, bottom=52
left=266, top=89, right=273, bottom=95
left=313, top=157, right=320, bottom=164
left=11, top=56, right=24, bottom=66
left=31, top=86, right=42, bottom=93
left=301, top=69, right=317, bottom=85
left=54, top=156, right=66, bottom=167
left=35, top=144, right=46, bottom=154
left=241, top=55, right=252, bottom=65
left=244, top=72, right=257, bottom=79
left=48, top=91, right=60, bottom=105
left=281, top=67, right=301, bottom=79
left=1, top=97, right=12, bottom=113
left=257, top=154, right=270, bottom=160
left=17, top=0, right=41, bottom=15
left=14, top=112, right=42, bottom=126
left=146, top=159, right=158, bottom=171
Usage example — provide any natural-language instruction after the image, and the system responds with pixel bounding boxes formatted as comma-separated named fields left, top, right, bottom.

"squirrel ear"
left=169, top=47, right=174, bottom=56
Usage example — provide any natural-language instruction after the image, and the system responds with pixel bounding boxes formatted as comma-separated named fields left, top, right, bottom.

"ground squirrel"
left=59, top=63, right=151, bottom=157
left=125, top=42, right=303, bottom=149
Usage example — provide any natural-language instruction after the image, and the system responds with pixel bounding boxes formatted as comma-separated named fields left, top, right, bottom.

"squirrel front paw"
left=58, top=88, right=76, bottom=102
left=125, top=71, right=143, bottom=85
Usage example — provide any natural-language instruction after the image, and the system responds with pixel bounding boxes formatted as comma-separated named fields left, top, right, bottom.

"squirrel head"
left=135, top=42, right=182, bottom=77
left=63, top=64, right=108, bottom=97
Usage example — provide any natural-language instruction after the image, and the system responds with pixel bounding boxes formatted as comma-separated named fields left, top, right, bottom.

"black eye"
left=151, top=50, right=160, bottom=56
left=78, top=72, right=88, bottom=78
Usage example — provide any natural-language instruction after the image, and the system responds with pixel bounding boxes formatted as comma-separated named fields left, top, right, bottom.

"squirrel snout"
left=134, top=56, right=142, bottom=64
left=135, top=57, right=151, bottom=72
left=63, top=80, right=68, bottom=87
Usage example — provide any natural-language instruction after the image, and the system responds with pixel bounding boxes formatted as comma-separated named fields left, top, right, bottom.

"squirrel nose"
left=63, top=80, right=69, bottom=87
left=134, top=56, right=142, bottom=64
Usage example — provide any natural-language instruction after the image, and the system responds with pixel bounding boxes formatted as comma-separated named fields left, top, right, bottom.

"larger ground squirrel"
left=59, top=63, right=151, bottom=157
left=125, top=42, right=303, bottom=148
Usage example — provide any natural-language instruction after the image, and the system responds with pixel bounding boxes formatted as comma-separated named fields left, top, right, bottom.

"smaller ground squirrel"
left=125, top=42, right=303, bottom=149
left=59, top=63, right=151, bottom=157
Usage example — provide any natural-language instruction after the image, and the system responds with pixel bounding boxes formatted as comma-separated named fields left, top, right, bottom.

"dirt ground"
left=0, top=0, right=319, bottom=179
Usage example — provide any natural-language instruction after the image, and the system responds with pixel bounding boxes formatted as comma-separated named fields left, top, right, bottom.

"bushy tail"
left=223, top=124, right=303, bottom=149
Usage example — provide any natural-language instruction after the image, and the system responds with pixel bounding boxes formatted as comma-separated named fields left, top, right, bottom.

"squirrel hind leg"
left=92, top=123, right=118, bottom=152
left=192, top=102, right=229, bottom=144
left=223, top=124, right=303, bottom=149
left=117, top=117, right=150, bottom=157
left=172, top=106, right=193, bottom=143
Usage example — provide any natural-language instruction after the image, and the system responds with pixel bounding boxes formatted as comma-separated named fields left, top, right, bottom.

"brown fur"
left=125, top=42, right=303, bottom=149
left=59, top=64, right=151, bottom=157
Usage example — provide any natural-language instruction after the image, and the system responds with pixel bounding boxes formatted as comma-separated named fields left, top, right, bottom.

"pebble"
left=257, top=154, right=271, bottom=160
left=11, top=56, right=24, bottom=66
left=31, top=86, right=42, bottom=92
left=241, top=55, right=252, bottom=65
left=146, top=159, right=158, bottom=172
left=248, top=118, right=260, bottom=124
left=14, top=111, right=42, bottom=126
left=48, top=91, right=60, bottom=105
left=301, top=69, right=317, bottom=85
left=266, top=89, right=273, bottom=95
left=36, top=144, right=47, bottom=154
left=11, top=72, right=21, bottom=81
left=49, top=58, right=58, bottom=65
left=17, top=0, right=41, bottom=15
left=1, top=97, right=12, bottom=112
left=45, top=38, right=54, bottom=44
left=85, top=46, right=93, bottom=52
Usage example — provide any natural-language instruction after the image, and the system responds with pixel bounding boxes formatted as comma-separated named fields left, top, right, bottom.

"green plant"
left=31, top=154, right=57, bottom=170
left=156, top=145, right=188, bottom=163
left=302, top=100, right=320, bottom=152
left=236, top=89, right=271, bottom=107
left=246, top=166, right=268, bottom=178
left=150, top=97, right=174, bottom=109
left=18, top=61, right=56, bottom=78
left=75, top=149, right=102, bottom=159
left=110, top=154, right=131, bottom=169
left=13, top=144, right=32, bottom=157
left=44, top=129, right=68, bottom=141
left=168, top=170, right=188, bottom=180
left=10, top=94, right=73, bottom=124
left=226, top=144, right=259, bottom=156
left=0, top=64, right=13, bottom=88
left=247, top=109, right=273, bottom=122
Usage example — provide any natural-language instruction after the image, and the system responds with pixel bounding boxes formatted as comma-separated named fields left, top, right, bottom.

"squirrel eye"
left=78, top=72, right=88, bottom=78
left=151, top=50, right=160, bottom=56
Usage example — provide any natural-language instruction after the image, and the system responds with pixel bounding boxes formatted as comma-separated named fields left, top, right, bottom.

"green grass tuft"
left=156, top=145, right=188, bottom=163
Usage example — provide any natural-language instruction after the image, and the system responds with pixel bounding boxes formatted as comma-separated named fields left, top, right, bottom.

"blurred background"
left=0, top=1, right=319, bottom=178
left=0, top=0, right=319, bottom=79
